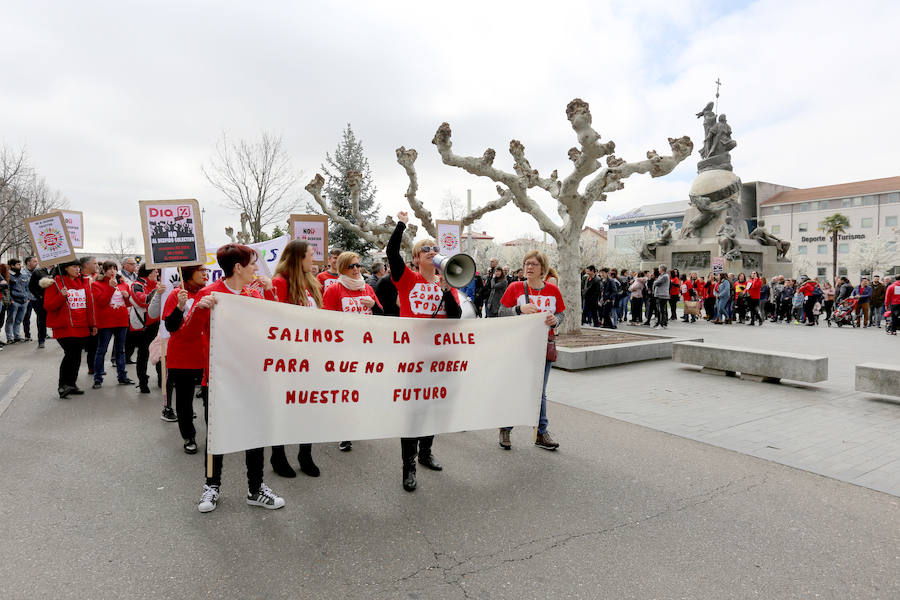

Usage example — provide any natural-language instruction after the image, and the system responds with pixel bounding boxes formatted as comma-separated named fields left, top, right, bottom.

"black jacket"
left=583, top=276, right=602, bottom=306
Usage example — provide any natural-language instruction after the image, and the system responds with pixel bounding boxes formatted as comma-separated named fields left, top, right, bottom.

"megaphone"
left=432, top=253, right=476, bottom=288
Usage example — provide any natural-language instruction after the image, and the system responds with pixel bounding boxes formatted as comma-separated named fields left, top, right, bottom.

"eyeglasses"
left=348, top=263, right=363, bottom=269
left=524, top=261, right=541, bottom=267
left=418, top=246, right=436, bottom=254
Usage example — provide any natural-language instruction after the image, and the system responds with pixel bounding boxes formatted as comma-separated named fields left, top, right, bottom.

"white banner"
left=207, top=293, right=547, bottom=454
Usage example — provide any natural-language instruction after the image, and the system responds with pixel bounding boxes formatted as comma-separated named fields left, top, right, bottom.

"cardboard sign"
left=436, top=220, right=462, bottom=256
left=139, top=199, right=205, bottom=269
left=24, top=210, right=78, bottom=267
left=207, top=293, right=547, bottom=454
left=712, top=257, right=725, bottom=274
left=61, top=210, right=84, bottom=249
left=288, top=214, right=329, bottom=265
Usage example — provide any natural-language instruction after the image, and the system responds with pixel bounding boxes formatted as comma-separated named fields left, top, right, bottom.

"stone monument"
left=640, top=93, right=792, bottom=277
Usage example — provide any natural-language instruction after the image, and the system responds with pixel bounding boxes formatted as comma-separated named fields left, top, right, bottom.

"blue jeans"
left=871, top=305, right=884, bottom=327
left=715, top=298, right=729, bottom=320
left=5, top=301, right=26, bottom=341
left=94, top=327, right=128, bottom=383
left=618, top=295, right=629, bottom=321
left=503, top=359, right=553, bottom=435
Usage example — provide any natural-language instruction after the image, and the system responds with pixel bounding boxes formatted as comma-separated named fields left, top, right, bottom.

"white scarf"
left=339, top=274, right=365, bottom=291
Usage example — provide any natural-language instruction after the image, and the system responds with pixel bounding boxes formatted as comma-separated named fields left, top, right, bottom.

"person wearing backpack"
left=129, top=265, right=160, bottom=394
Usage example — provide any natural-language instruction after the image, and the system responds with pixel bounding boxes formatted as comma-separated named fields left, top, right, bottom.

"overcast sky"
left=3, top=0, right=899, bottom=252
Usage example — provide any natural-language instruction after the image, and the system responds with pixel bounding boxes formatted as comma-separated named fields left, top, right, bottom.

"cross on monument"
left=714, top=77, right=722, bottom=113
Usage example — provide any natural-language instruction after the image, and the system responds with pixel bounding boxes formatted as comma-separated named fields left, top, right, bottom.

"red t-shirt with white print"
left=322, top=282, right=382, bottom=315
left=500, top=281, right=566, bottom=314
left=317, top=271, right=339, bottom=292
left=395, top=267, right=459, bottom=319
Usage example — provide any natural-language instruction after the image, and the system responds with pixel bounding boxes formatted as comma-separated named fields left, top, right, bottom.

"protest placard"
left=712, top=257, right=725, bottom=274
left=288, top=214, right=328, bottom=264
left=24, top=210, right=78, bottom=267
left=139, top=199, right=205, bottom=268
left=436, top=220, right=462, bottom=256
left=207, top=293, right=547, bottom=454
left=61, top=210, right=84, bottom=249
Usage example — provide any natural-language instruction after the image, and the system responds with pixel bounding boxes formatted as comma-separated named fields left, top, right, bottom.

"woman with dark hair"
left=746, top=271, right=764, bottom=326
left=486, top=266, right=508, bottom=318
left=41, top=261, right=97, bottom=398
left=163, top=264, right=209, bottom=453
left=269, top=240, right=325, bottom=479
left=91, top=260, right=134, bottom=389
left=322, top=250, right=383, bottom=454
left=668, top=268, right=681, bottom=320
left=628, top=271, right=646, bottom=324
left=642, top=268, right=659, bottom=326
left=388, top=212, right=462, bottom=492
left=129, top=264, right=160, bottom=393
left=183, top=244, right=284, bottom=513
left=734, top=272, right=748, bottom=323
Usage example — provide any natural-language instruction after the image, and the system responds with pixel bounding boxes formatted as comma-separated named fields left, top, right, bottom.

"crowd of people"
left=574, top=265, right=900, bottom=333
left=0, top=213, right=566, bottom=514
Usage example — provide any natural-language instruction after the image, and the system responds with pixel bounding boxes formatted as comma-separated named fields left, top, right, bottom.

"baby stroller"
left=832, top=296, right=858, bottom=327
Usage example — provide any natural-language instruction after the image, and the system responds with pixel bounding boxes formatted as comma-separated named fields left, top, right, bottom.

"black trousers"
left=25, top=300, right=47, bottom=342
left=57, top=336, right=87, bottom=388
left=203, top=391, right=264, bottom=492
left=644, top=296, right=656, bottom=323
left=132, top=323, right=160, bottom=386
left=84, top=333, right=98, bottom=371
left=668, top=297, right=678, bottom=319
left=169, top=368, right=203, bottom=441
left=125, top=330, right=138, bottom=361
left=401, top=436, right=434, bottom=466
left=630, top=297, right=643, bottom=322
left=656, top=298, right=668, bottom=326
left=891, top=305, right=900, bottom=332
left=748, top=298, right=762, bottom=325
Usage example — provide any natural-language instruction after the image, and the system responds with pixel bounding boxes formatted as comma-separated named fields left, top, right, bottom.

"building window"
left=838, top=267, right=847, bottom=277
left=798, top=223, right=808, bottom=232
left=770, top=224, right=780, bottom=234
left=817, top=267, right=827, bottom=277
left=886, top=215, right=898, bottom=227
left=888, top=241, right=897, bottom=253
left=861, top=217, right=873, bottom=228
left=796, top=203, right=809, bottom=212
left=817, top=245, right=828, bottom=254
left=838, top=243, right=849, bottom=254
left=881, top=192, right=899, bottom=204
left=771, top=206, right=781, bottom=214
left=864, top=195, right=878, bottom=206
left=798, top=246, right=807, bottom=255
left=842, top=198, right=851, bottom=208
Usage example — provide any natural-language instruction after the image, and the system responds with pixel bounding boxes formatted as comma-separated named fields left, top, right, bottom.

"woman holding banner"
left=497, top=250, right=564, bottom=451
left=388, top=212, right=462, bottom=492
left=163, top=264, right=208, bottom=455
left=322, top=250, right=383, bottom=454
left=269, top=240, right=325, bottom=479
left=41, top=261, right=97, bottom=398
left=184, top=244, right=284, bottom=514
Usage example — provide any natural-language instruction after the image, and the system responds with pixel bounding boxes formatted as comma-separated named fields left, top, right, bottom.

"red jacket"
left=746, top=278, right=762, bottom=300
left=43, top=274, right=96, bottom=338
left=681, top=279, right=694, bottom=301
left=92, top=278, right=131, bottom=329
left=163, top=286, right=204, bottom=370
left=669, top=277, right=681, bottom=298
left=886, top=281, right=900, bottom=307
left=181, top=278, right=276, bottom=383
left=799, top=281, right=818, bottom=297
left=128, top=278, right=159, bottom=330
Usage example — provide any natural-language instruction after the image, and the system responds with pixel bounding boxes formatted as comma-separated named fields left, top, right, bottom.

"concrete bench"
left=855, top=363, right=900, bottom=398
left=672, top=341, right=828, bottom=384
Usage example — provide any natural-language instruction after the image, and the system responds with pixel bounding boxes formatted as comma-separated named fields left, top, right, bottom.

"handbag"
left=525, top=284, right=558, bottom=362
left=683, top=300, right=700, bottom=316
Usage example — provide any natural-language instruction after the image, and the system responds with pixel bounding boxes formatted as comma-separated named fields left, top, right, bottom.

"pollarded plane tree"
left=305, top=147, right=514, bottom=254
left=432, top=98, right=693, bottom=335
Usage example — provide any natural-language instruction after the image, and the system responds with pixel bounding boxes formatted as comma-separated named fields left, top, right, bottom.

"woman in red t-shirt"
left=91, top=260, right=134, bottom=388
left=163, top=264, right=209, bottom=455
left=42, top=260, right=97, bottom=398
left=270, top=240, right=325, bottom=479
left=498, top=250, right=564, bottom=451
left=388, top=212, right=462, bottom=492
left=668, top=268, right=682, bottom=321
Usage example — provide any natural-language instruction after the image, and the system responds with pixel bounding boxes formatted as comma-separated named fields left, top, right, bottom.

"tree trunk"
left=556, top=234, right=583, bottom=336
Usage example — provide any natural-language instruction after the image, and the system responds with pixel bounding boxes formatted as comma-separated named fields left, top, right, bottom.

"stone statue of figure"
left=639, top=220, right=674, bottom=260
left=680, top=194, right=730, bottom=238
left=717, top=215, right=741, bottom=261
left=708, top=114, right=737, bottom=157
left=749, top=219, right=791, bottom=260
left=225, top=226, right=236, bottom=243
left=696, top=102, right=716, bottom=159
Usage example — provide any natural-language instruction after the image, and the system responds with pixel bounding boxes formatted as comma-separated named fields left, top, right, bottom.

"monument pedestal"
left=642, top=238, right=792, bottom=278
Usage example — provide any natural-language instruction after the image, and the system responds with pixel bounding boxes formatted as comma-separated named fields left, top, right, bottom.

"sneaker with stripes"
left=198, top=485, right=219, bottom=513
left=246, top=483, right=285, bottom=510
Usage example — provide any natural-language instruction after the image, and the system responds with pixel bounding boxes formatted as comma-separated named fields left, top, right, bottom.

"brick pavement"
left=549, top=316, right=900, bottom=497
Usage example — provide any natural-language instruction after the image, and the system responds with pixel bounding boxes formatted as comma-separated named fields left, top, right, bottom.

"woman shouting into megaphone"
left=388, top=212, right=462, bottom=492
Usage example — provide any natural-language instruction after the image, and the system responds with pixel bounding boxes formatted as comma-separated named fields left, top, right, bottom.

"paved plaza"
left=1, top=321, right=899, bottom=599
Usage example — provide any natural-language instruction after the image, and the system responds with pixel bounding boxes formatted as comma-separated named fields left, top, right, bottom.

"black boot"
left=139, top=377, right=151, bottom=394
left=298, top=443, right=320, bottom=477
left=270, top=445, right=296, bottom=478
left=418, top=451, right=443, bottom=471
left=402, top=462, right=417, bottom=492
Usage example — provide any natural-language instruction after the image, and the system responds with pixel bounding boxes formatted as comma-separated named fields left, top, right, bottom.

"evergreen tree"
left=320, top=124, right=379, bottom=256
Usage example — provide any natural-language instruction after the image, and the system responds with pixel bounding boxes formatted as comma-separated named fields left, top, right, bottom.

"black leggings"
left=169, top=368, right=203, bottom=441
left=132, top=323, right=160, bottom=386
left=57, top=336, right=87, bottom=388
left=202, top=390, right=264, bottom=492
left=630, top=297, right=643, bottom=322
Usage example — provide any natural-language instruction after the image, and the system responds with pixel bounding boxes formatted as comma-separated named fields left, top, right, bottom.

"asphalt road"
left=1, top=343, right=899, bottom=599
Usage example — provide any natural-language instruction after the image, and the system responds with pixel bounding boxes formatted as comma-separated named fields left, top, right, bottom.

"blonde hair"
left=412, top=239, right=437, bottom=266
left=522, top=250, right=549, bottom=278
left=336, top=252, right=361, bottom=274
left=274, top=239, right=322, bottom=307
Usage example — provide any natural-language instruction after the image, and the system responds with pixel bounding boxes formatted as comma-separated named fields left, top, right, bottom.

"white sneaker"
left=247, top=482, right=285, bottom=509
left=198, top=484, right=219, bottom=513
